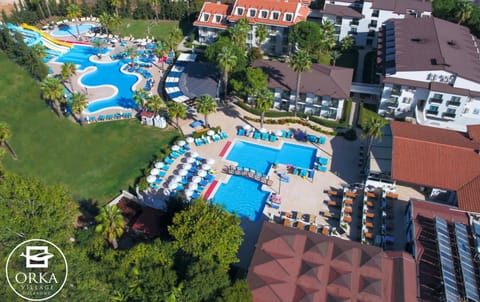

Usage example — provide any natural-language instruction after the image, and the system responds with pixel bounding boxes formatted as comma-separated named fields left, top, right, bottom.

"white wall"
left=357, top=2, right=405, bottom=46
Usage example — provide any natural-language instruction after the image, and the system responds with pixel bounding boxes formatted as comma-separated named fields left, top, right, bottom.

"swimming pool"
left=51, top=24, right=94, bottom=37
left=213, top=141, right=317, bottom=221
left=56, top=45, right=139, bottom=113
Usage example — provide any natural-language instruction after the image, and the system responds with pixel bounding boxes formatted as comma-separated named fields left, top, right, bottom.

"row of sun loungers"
left=194, top=132, right=228, bottom=146
left=286, top=165, right=315, bottom=179
left=83, top=112, right=133, bottom=123
left=222, top=166, right=273, bottom=186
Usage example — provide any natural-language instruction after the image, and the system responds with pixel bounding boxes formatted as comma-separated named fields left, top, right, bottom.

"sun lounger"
left=283, top=218, right=292, bottom=227
left=170, top=152, right=180, bottom=159
left=327, top=200, right=338, bottom=207
left=365, top=232, right=374, bottom=239
left=317, top=165, right=327, bottom=172
left=183, top=145, right=191, bottom=151
left=343, top=215, right=352, bottom=223
left=309, top=224, right=316, bottom=232
left=195, top=138, right=203, bottom=146
left=344, top=199, right=353, bottom=205
left=161, top=165, right=170, bottom=171
left=366, top=192, right=377, bottom=198
left=366, top=201, right=374, bottom=207
left=366, top=212, right=375, bottom=218
left=299, top=169, right=308, bottom=178
left=158, top=171, right=166, bottom=177
left=237, top=128, right=245, bottom=136
left=261, top=133, right=269, bottom=140
left=318, top=136, right=326, bottom=144
left=220, top=132, right=228, bottom=139
left=322, top=226, right=330, bottom=235
left=293, top=167, right=299, bottom=175
left=328, top=190, right=338, bottom=196
left=308, top=170, right=315, bottom=178
left=386, top=192, right=399, bottom=199
left=365, top=222, right=374, bottom=229
left=269, top=135, right=277, bottom=142
left=192, top=192, right=200, bottom=199
left=345, top=191, right=357, bottom=198
left=296, top=221, right=305, bottom=230
left=190, top=120, right=204, bottom=128
left=344, top=206, right=353, bottom=214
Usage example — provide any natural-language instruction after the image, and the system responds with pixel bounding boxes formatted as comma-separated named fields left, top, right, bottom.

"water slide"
left=7, top=23, right=70, bottom=54
left=21, top=23, right=73, bottom=49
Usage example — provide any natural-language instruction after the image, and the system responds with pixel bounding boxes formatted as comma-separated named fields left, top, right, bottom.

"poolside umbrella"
left=189, top=152, right=199, bottom=158
left=171, top=145, right=180, bottom=151
left=172, top=175, right=182, bottom=183
left=198, top=170, right=207, bottom=177
left=207, top=130, right=215, bottom=136
left=150, top=168, right=160, bottom=175
left=188, top=183, right=198, bottom=190
left=183, top=163, right=192, bottom=170
left=186, top=137, right=194, bottom=144
left=168, top=182, right=178, bottom=190
left=202, top=164, right=211, bottom=171
left=186, top=157, right=195, bottom=163
left=206, top=158, right=215, bottom=165
left=275, top=130, right=283, bottom=136
left=179, top=169, right=188, bottom=176
left=146, top=175, right=156, bottom=183
left=243, top=124, right=252, bottom=130
left=178, top=140, right=186, bottom=146
left=154, top=162, right=164, bottom=169
left=192, top=176, right=202, bottom=183
left=259, top=128, right=267, bottom=133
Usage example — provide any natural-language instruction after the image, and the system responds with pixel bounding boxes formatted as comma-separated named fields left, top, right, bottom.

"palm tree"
left=31, top=44, right=46, bottom=61
left=110, top=0, right=121, bottom=15
left=255, top=88, right=274, bottom=129
left=289, top=50, right=311, bottom=118
left=255, top=24, right=268, bottom=51
left=150, top=0, right=160, bottom=21
left=99, top=12, right=112, bottom=40
left=70, top=92, right=87, bottom=114
left=455, top=0, right=473, bottom=25
left=217, top=46, right=238, bottom=99
left=330, top=50, right=341, bottom=66
left=228, top=23, right=248, bottom=51
left=95, top=205, right=125, bottom=249
left=163, top=283, right=184, bottom=302
left=125, top=45, right=137, bottom=66
left=92, top=39, right=107, bottom=58
left=147, top=95, right=164, bottom=116
left=197, top=95, right=217, bottom=127
left=66, top=4, right=82, bottom=38
left=61, top=62, right=77, bottom=93
left=109, top=13, right=122, bottom=38
left=361, top=116, right=387, bottom=167
left=167, top=28, right=183, bottom=52
left=155, top=40, right=167, bottom=70
left=133, top=88, right=149, bottom=110
left=41, top=77, right=65, bottom=117
left=167, top=101, right=187, bottom=128
left=0, top=122, right=11, bottom=148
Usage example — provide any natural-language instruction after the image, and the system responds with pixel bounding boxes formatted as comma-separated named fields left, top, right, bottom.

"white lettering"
left=15, top=273, right=27, bottom=283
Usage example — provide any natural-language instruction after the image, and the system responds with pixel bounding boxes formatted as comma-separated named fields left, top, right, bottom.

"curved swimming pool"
left=213, top=141, right=317, bottom=221
left=51, top=24, right=95, bottom=37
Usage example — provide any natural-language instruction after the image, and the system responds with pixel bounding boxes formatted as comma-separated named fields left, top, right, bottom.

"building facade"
left=377, top=18, right=480, bottom=132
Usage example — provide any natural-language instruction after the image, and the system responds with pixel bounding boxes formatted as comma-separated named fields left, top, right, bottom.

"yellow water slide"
left=21, top=23, right=73, bottom=48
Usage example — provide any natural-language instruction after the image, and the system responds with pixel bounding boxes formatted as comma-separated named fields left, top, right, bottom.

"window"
left=284, top=13, right=293, bottom=22
left=271, top=11, right=280, bottom=20
left=236, top=7, right=244, bottom=15
left=433, top=93, right=443, bottom=99
left=349, top=27, right=357, bottom=35
left=446, top=108, right=456, bottom=114
left=202, top=13, right=210, bottom=22
left=213, top=14, right=222, bottom=23
left=372, top=9, right=379, bottom=17
left=335, top=16, right=342, bottom=24
left=369, top=20, right=377, bottom=28
left=248, top=9, right=256, bottom=17
left=260, top=10, right=268, bottom=19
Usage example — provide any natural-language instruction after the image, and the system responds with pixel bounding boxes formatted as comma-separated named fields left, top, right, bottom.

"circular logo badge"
left=5, top=239, right=68, bottom=301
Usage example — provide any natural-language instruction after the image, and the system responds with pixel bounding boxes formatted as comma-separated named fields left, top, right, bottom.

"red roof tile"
left=467, top=124, right=480, bottom=144
left=457, top=175, right=480, bottom=212
left=247, top=222, right=417, bottom=302
left=390, top=121, right=480, bottom=212
left=193, top=2, right=230, bottom=29
left=319, top=4, right=364, bottom=18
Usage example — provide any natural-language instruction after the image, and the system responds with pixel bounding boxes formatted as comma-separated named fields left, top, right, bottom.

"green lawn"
left=116, top=19, right=180, bottom=39
left=0, top=53, right=179, bottom=203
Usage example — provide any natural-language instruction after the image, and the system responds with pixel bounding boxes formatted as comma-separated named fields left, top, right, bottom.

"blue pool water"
left=56, top=45, right=138, bottom=113
left=213, top=141, right=317, bottom=221
left=51, top=24, right=94, bottom=37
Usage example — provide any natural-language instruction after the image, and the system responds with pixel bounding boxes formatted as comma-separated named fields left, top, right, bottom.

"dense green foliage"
left=289, top=21, right=336, bottom=62
left=0, top=27, right=47, bottom=80
left=231, top=67, right=268, bottom=100
left=433, top=0, right=480, bottom=36
left=0, top=52, right=179, bottom=202
left=205, top=36, right=247, bottom=74
left=357, top=103, right=385, bottom=129
left=0, top=172, right=251, bottom=301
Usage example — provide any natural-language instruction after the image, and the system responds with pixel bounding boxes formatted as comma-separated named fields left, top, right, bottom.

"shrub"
left=343, top=128, right=357, bottom=141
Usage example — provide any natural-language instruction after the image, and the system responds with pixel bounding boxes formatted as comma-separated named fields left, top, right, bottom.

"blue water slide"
left=6, top=23, right=41, bottom=46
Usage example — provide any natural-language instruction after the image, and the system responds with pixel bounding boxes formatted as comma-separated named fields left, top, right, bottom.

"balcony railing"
left=385, top=99, right=398, bottom=108
left=426, top=110, right=438, bottom=115
left=442, top=112, right=456, bottom=119
left=391, top=88, right=401, bottom=96
left=368, top=23, right=377, bottom=29
left=429, top=97, right=443, bottom=104
left=372, top=12, right=379, bottom=18
left=350, top=20, right=359, bottom=26
left=348, top=31, right=358, bottom=35
left=447, top=100, right=461, bottom=107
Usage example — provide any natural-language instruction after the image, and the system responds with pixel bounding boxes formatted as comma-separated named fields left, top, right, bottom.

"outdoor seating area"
left=222, top=165, right=273, bottom=186
left=193, top=129, right=228, bottom=146
left=315, top=156, right=329, bottom=172
left=83, top=112, right=133, bottom=123
left=286, top=164, right=315, bottom=180
left=164, top=53, right=197, bottom=103
left=237, top=125, right=327, bottom=145
left=123, top=64, right=152, bottom=79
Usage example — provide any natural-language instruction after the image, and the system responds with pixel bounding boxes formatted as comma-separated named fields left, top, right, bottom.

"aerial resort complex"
left=1, top=0, right=480, bottom=300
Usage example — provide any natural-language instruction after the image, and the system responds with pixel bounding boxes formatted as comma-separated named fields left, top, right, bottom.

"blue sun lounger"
left=164, top=157, right=174, bottom=164
left=220, top=132, right=228, bottom=139
left=269, top=135, right=278, bottom=142
left=170, top=152, right=179, bottom=159
left=177, top=148, right=186, bottom=155
left=199, top=180, right=208, bottom=186
left=237, top=128, right=245, bottom=136
left=161, top=165, right=170, bottom=171
left=192, top=192, right=200, bottom=199
left=319, top=136, right=326, bottom=144
left=155, top=178, right=163, bottom=184
left=176, top=185, right=184, bottom=191
left=253, top=131, right=261, bottom=139
left=261, top=133, right=269, bottom=140
left=299, top=169, right=308, bottom=177
left=293, top=167, right=299, bottom=175
left=318, top=157, right=329, bottom=165
left=158, top=171, right=166, bottom=177
left=183, top=145, right=191, bottom=151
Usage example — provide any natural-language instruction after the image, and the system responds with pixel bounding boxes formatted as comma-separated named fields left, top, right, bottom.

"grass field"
left=116, top=19, right=180, bottom=39
left=0, top=52, right=179, bottom=203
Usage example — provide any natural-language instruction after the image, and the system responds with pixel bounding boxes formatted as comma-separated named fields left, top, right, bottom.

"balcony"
left=313, top=99, right=322, bottom=106
left=447, top=100, right=461, bottom=107
left=350, top=20, right=359, bottom=26
left=372, top=12, right=379, bottom=18
left=385, top=98, right=398, bottom=108
left=348, top=30, right=358, bottom=35
left=429, top=97, right=443, bottom=104
left=368, top=23, right=377, bottom=29
left=390, top=88, right=401, bottom=96
left=322, top=99, right=339, bottom=108
left=426, top=110, right=438, bottom=116
left=442, top=112, right=456, bottom=119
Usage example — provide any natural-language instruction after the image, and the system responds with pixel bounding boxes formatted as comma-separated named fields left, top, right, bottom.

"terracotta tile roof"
left=457, top=175, right=480, bottom=212
left=370, top=0, right=431, bottom=14
left=247, top=222, right=417, bottom=302
left=193, top=2, right=230, bottom=29
left=252, top=59, right=353, bottom=99
left=319, top=4, right=363, bottom=18
left=227, top=0, right=310, bottom=27
left=390, top=121, right=480, bottom=212
left=467, top=124, right=480, bottom=144
left=390, top=17, right=480, bottom=84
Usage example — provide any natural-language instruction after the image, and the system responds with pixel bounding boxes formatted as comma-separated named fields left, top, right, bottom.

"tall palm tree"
left=125, top=45, right=137, bottom=66
left=320, top=20, right=336, bottom=56
left=217, top=46, right=238, bottom=99
left=95, top=205, right=125, bottom=249
left=255, top=88, right=274, bottom=129
left=133, top=88, right=149, bottom=110
left=70, top=92, right=87, bottom=114
left=455, top=0, right=473, bottom=25
left=228, top=23, right=248, bottom=51
left=31, top=44, right=46, bottom=61
left=150, top=0, right=160, bottom=21
left=289, top=50, right=311, bottom=118
left=255, top=24, right=268, bottom=51
left=66, top=4, right=82, bottom=38
left=109, top=13, right=122, bottom=38
left=196, top=95, right=217, bottom=127
left=147, top=95, right=164, bottom=116
left=92, top=39, right=107, bottom=58
left=167, top=28, right=183, bottom=52
left=99, top=12, right=112, bottom=40
left=167, top=101, right=186, bottom=128
left=330, top=50, right=341, bottom=66
left=61, top=62, right=77, bottom=93
left=110, top=0, right=120, bottom=15
left=0, top=122, right=11, bottom=148
left=361, top=116, right=387, bottom=167
left=41, top=77, right=65, bottom=117
left=155, top=40, right=167, bottom=70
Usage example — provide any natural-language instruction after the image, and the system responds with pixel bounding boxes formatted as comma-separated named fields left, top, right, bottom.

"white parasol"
left=185, top=189, right=193, bottom=197
left=192, top=176, right=202, bottom=183
left=206, top=158, right=215, bottom=165
left=207, top=130, right=215, bottom=136
left=154, top=162, right=164, bottom=169
left=172, top=175, right=182, bottom=183
left=243, top=124, right=252, bottom=130
left=150, top=168, right=160, bottom=175
left=186, top=137, right=194, bottom=143
left=189, top=152, right=199, bottom=158
left=259, top=128, right=267, bottom=133
left=147, top=175, right=156, bottom=183
left=179, top=169, right=188, bottom=176
left=186, top=157, right=195, bottom=163
left=202, top=164, right=211, bottom=171
left=168, top=182, right=178, bottom=190
left=275, top=130, right=283, bottom=136
left=171, top=145, right=180, bottom=151
left=178, top=140, right=186, bottom=146
left=183, top=163, right=192, bottom=170
left=197, top=170, right=207, bottom=177
left=188, top=183, right=198, bottom=190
